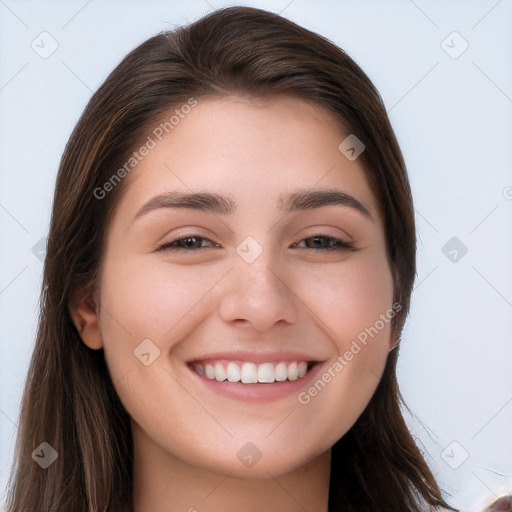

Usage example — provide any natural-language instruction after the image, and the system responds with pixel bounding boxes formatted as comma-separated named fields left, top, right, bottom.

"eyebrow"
left=132, top=187, right=373, bottom=223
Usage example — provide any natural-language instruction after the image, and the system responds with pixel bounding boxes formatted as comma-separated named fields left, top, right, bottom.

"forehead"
left=112, top=94, right=381, bottom=224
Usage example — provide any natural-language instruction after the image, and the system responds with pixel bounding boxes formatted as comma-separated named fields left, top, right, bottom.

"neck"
left=132, top=423, right=331, bottom=512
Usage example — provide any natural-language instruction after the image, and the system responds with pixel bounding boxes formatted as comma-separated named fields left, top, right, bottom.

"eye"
left=157, top=236, right=219, bottom=252
left=291, top=235, right=357, bottom=252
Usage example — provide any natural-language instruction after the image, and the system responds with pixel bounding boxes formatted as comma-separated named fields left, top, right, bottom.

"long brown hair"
left=4, top=6, right=458, bottom=511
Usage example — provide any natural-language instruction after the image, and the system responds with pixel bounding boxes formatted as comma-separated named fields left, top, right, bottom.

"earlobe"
left=68, top=286, right=103, bottom=350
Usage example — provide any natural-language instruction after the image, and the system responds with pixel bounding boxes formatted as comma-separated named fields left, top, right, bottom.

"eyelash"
left=157, top=235, right=356, bottom=253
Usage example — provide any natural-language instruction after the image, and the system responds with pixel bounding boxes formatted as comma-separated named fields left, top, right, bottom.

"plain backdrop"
left=1, top=1, right=511, bottom=511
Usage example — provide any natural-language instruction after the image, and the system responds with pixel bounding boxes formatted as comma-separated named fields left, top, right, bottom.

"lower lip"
left=187, top=362, right=324, bottom=403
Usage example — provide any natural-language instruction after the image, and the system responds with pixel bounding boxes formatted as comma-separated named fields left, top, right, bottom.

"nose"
left=219, top=253, right=299, bottom=332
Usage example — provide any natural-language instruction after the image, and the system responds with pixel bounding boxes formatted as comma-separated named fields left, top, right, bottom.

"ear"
left=68, top=284, right=103, bottom=350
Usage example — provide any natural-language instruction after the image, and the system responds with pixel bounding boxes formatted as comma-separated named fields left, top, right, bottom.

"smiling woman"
left=5, top=6, right=458, bottom=512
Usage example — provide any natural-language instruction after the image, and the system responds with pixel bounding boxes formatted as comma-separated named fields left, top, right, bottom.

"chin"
left=202, top=443, right=327, bottom=480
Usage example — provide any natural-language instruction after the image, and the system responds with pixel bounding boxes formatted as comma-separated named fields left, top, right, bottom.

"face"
left=74, top=95, right=395, bottom=478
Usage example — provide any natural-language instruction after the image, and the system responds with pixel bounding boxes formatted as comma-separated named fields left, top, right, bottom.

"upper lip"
left=187, top=351, right=324, bottom=364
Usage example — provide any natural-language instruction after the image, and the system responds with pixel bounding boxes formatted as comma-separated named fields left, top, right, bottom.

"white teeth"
left=205, top=364, right=214, bottom=379
left=214, top=363, right=226, bottom=382
left=275, top=362, right=287, bottom=381
left=193, top=360, right=312, bottom=383
left=288, top=362, right=298, bottom=380
left=257, top=362, right=274, bottom=383
left=227, top=362, right=240, bottom=382
left=241, top=362, right=258, bottom=383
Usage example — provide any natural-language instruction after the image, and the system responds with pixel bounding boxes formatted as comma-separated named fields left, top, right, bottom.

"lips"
left=186, top=352, right=325, bottom=403
left=187, top=351, right=321, bottom=388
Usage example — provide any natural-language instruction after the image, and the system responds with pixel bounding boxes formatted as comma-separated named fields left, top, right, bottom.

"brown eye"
left=292, top=235, right=356, bottom=252
left=158, top=236, right=219, bottom=252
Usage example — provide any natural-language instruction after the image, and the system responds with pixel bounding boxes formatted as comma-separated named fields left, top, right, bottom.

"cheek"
left=99, top=256, right=210, bottom=340
left=96, top=255, right=230, bottom=381
left=95, top=256, right=219, bottom=431
left=292, top=253, right=394, bottom=441
left=298, top=250, right=394, bottom=352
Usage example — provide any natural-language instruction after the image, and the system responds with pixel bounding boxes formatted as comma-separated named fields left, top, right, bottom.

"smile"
left=186, top=351, right=324, bottom=402
left=192, top=360, right=312, bottom=384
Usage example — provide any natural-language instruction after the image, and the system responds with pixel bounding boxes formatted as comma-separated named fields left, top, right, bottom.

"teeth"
left=214, top=363, right=226, bottom=382
left=192, top=360, right=311, bottom=384
left=257, top=362, right=274, bottom=383
left=193, top=363, right=205, bottom=375
left=227, top=362, right=240, bottom=382
left=241, top=362, right=258, bottom=383
left=275, top=362, right=287, bottom=381
left=288, top=362, right=298, bottom=380
left=205, top=364, right=215, bottom=379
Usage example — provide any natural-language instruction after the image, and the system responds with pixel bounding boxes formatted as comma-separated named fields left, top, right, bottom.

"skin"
left=70, top=95, right=395, bottom=512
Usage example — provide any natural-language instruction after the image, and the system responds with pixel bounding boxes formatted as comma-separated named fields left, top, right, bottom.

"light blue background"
left=1, top=1, right=511, bottom=510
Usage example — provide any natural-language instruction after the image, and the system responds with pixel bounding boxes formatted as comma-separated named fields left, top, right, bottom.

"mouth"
left=186, top=354, right=323, bottom=402
left=190, top=359, right=316, bottom=384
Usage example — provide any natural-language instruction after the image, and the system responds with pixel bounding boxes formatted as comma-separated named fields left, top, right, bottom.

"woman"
left=5, top=6, right=458, bottom=511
